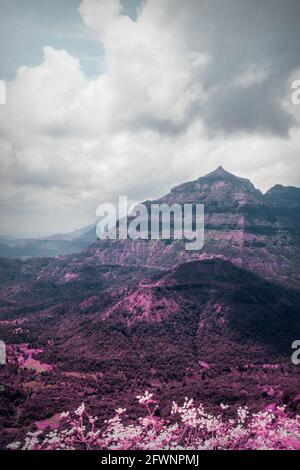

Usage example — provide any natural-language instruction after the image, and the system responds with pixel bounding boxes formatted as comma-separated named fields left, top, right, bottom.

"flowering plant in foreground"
left=7, top=392, right=300, bottom=450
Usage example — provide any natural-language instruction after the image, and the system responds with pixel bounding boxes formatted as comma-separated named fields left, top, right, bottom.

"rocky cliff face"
left=158, top=166, right=263, bottom=208
left=86, top=167, right=300, bottom=288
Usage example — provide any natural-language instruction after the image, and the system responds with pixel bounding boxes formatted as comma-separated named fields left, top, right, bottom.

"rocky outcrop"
left=87, top=167, right=300, bottom=288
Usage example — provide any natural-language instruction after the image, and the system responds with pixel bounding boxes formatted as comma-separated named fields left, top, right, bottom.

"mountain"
left=265, top=184, right=300, bottom=207
left=44, top=223, right=96, bottom=242
left=1, top=166, right=299, bottom=290
left=85, top=166, right=300, bottom=288
left=0, top=224, right=97, bottom=259
left=157, top=166, right=263, bottom=207
left=95, top=259, right=300, bottom=359
left=0, top=167, right=300, bottom=447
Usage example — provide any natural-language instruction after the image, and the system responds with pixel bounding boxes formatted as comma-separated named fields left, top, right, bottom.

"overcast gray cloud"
left=184, top=0, right=300, bottom=136
left=0, top=0, right=299, bottom=237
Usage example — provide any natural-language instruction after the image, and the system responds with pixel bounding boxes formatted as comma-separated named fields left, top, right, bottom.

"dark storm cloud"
left=172, top=0, right=300, bottom=136
left=202, top=79, right=295, bottom=137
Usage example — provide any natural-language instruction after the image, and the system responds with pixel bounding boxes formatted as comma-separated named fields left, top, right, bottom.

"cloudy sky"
left=0, top=0, right=300, bottom=237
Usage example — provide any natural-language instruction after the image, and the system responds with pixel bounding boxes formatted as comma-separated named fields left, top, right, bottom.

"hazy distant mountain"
left=44, top=223, right=96, bottom=242
left=0, top=223, right=97, bottom=259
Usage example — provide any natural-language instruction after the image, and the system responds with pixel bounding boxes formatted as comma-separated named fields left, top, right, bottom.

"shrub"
left=7, top=392, right=300, bottom=450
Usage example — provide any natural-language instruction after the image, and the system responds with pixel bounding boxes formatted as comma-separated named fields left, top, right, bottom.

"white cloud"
left=79, top=0, right=121, bottom=39
left=0, top=0, right=299, bottom=237
left=234, top=63, right=271, bottom=88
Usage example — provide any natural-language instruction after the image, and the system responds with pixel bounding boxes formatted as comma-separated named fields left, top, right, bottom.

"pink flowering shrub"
left=7, top=392, right=300, bottom=450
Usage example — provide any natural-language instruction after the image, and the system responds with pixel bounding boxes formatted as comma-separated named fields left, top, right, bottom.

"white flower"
left=115, top=408, right=126, bottom=415
left=237, top=406, right=249, bottom=424
left=75, top=403, right=85, bottom=416
left=171, top=402, right=178, bottom=415
left=136, top=391, right=155, bottom=404
left=220, top=403, right=229, bottom=410
left=7, top=441, right=21, bottom=450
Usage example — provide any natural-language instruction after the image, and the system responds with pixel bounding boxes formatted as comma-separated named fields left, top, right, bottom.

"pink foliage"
left=7, top=392, right=300, bottom=450
left=63, top=273, right=79, bottom=283
left=11, top=344, right=53, bottom=373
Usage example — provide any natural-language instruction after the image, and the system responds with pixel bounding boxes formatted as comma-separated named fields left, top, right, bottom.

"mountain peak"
left=210, top=165, right=226, bottom=175
left=200, top=166, right=241, bottom=181
left=162, top=166, right=262, bottom=208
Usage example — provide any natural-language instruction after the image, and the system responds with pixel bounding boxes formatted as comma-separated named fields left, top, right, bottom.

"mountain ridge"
left=1, top=167, right=299, bottom=263
left=83, top=167, right=300, bottom=288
